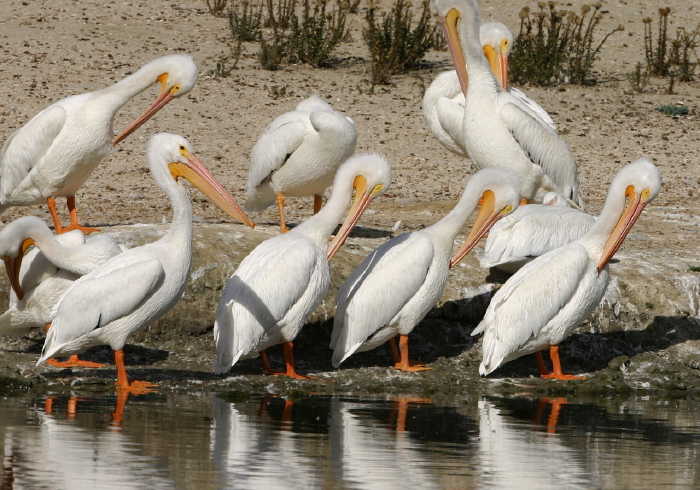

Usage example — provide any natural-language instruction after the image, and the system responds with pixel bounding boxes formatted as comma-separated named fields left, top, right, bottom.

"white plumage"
left=0, top=216, right=124, bottom=341
left=0, top=54, right=198, bottom=233
left=430, top=0, right=583, bottom=208
left=473, top=158, right=661, bottom=379
left=422, top=22, right=556, bottom=158
left=245, top=95, right=358, bottom=232
left=480, top=191, right=595, bottom=273
left=38, top=133, right=253, bottom=391
left=214, top=153, right=391, bottom=378
left=330, top=168, right=521, bottom=371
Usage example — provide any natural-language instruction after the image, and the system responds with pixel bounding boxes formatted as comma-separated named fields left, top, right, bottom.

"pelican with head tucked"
left=38, top=133, right=254, bottom=392
left=430, top=0, right=582, bottom=208
left=330, top=168, right=520, bottom=371
left=0, top=54, right=198, bottom=233
left=423, top=22, right=556, bottom=158
left=472, top=158, right=661, bottom=379
left=0, top=216, right=125, bottom=367
left=244, top=95, right=358, bottom=233
left=480, top=191, right=595, bottom=273
left=214, top=153, right=391, bottom=379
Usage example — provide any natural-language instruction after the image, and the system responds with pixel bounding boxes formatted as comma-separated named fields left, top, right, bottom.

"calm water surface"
left=1, top=392, right=698, bottom=489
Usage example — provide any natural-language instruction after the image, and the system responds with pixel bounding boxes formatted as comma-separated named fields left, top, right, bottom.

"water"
left=1, top=392, right=699, bottom=489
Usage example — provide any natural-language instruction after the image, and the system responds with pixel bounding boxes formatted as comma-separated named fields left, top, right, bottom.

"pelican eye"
left=499, top=205, right=513, bottom=216
left=371, top=184, right=384, bottom=196
left=171, top=83, right=181, bottom=94
left=641, top=188, right=651, bottom=201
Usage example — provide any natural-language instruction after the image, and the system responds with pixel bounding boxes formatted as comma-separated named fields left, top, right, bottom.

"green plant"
left=259, top=31, right=287, bottom=70
left=644, top=8, right=699, bottom=82
left=229, top=0, right=263, bottom=42
left=645, top=302, right=655, bottom=310
left=363, top=0, right=440, bottom=89
left=510, top=2, right=623, bottom=85
left=265, top=0, right=297, bottom=29
left=206, top=0, right=229, bottom=17
left=689, top=265, right=700, bottom=272
left=286, top=0, right=350, bottom=67
left=627, top=62, right=650, bottom=93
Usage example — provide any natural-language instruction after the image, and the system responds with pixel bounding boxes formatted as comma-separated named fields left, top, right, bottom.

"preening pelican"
left=38, top=133, right=254, bottom=392
left=0, top=216, right=124, bottom=367
left=330, top=168, right=520, bottom=371
left=423, top=22, right=556, bottom=158
left=214, top=153, right=391, bottom=378
left=244, top=95, right=358, bottom=233
left=472, top=158, right=661, bottom=379
left=0, top=54, right=198, bottom=233
left=480, top=191, right=595, bottom=273
left=430, top=0, right=583, bottom=208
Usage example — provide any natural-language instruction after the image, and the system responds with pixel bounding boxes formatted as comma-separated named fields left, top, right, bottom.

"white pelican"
left=472, top=158, right=661, bottom=379
left=0, top=216, right=124, bottom=367
left=38, top=133, right=254, bottom=392
left=480, top=191, right=596, bottom=273
left=244, top=95, right=358, bottom=233
left=430, top=0, right=583, bottom=208
left=0, top=54, right=198, bottom=233
left=330, top=168, right=520, bottom=371
left=423, top=22, right=556, bottom=158
left=214, top=153, right=391, bottom=378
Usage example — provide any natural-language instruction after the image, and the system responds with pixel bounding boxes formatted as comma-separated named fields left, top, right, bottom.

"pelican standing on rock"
left=0, top=54, right=198, bottom=233
left=480, top=191, right=595, bottom=273
left=214, top=153, right=391, bottom=379
left=0, top=216, right=124, bottom=367
left=472, top=158, right=661, bottom=379
left=430, top=0, right=583, bottom=208
left=423, top=22, right=556, bottom=158
left=244, top=95, right=358, bottom=233
left=38, top=133, right=254, bottom=392
left=330, top=168, right=520, bottom=371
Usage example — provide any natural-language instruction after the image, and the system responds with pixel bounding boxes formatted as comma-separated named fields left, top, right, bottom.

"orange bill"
left=443, top=9, right=469, bottom=95
left=113, top=75, right=176, bottom=146
left=169, top=152, right=255, bottom=228
left=597, top=186, right=648, bottom=270
left=450, top=190, right=512, bottom=268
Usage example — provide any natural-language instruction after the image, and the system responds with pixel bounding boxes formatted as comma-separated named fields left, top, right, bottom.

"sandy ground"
left=0, top=0, right=699, bottom=395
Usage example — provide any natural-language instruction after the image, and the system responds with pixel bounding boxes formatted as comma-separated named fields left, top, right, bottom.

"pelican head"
left=480, top=22, right=513, bottom=90
left=431, top=0, right=480, bottom=96
left=327, top=153, right=392, bottom=260
left=0, top=217, right=46, bottom=300
left=450, top=168, right=521, bottom=268
left=113, top=55, right=199, bottom=145
left=147, top=133, right=255, bottom=228
left=597, top=158, right=661, bottom=270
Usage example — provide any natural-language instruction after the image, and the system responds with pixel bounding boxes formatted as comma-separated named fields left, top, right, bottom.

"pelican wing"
left=481, top=207, right=595, bottom=267
left=246, top=114, right=307, bottom=193
left=508, top=87, right=556, bottom=133
left=44, top=258, right=164, bottom=349
left=500, top=102, right=579, bottom=203
left=217, top=236, right=317, bottom=360
left=474, top=243, right=588, bottom=347
left=331, top=233, right=434, bottom=364
left=0, top=105, right=66, bottom=201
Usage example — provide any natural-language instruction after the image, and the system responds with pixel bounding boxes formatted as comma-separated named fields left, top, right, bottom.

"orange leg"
left=47, top=196, right=99, bottom=234
left=273, top=342, right=316, bottom=379
left=44, top=396, right=56, bottom=414
left=260, top=349, right=285, bottom=375
left=313, top=194, right=323, bottom=214
left=540, top=345, right=586, bottom=380
left=389, top=337, right=401, bottom=364
left=391, top=335, right=432, bottom=372
left=277, top=192, right=289, bottom=233
left=44, top=323, right=104, bottom=368
left=535, top=350, right=552, bottom=376
left=113, top=349, right=156, bottom=393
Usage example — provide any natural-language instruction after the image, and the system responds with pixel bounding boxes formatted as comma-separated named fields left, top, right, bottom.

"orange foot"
left=273, top=371, right=318, bottom=380
left=391, top=361, right=433, bottom=373
left=541, top=372, right=586, bottom=380
left=115, top=380, right=157, bottom=394
left=47, top=355, right=104, bottom=368
left=59, top=224, right=100, bottom=235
